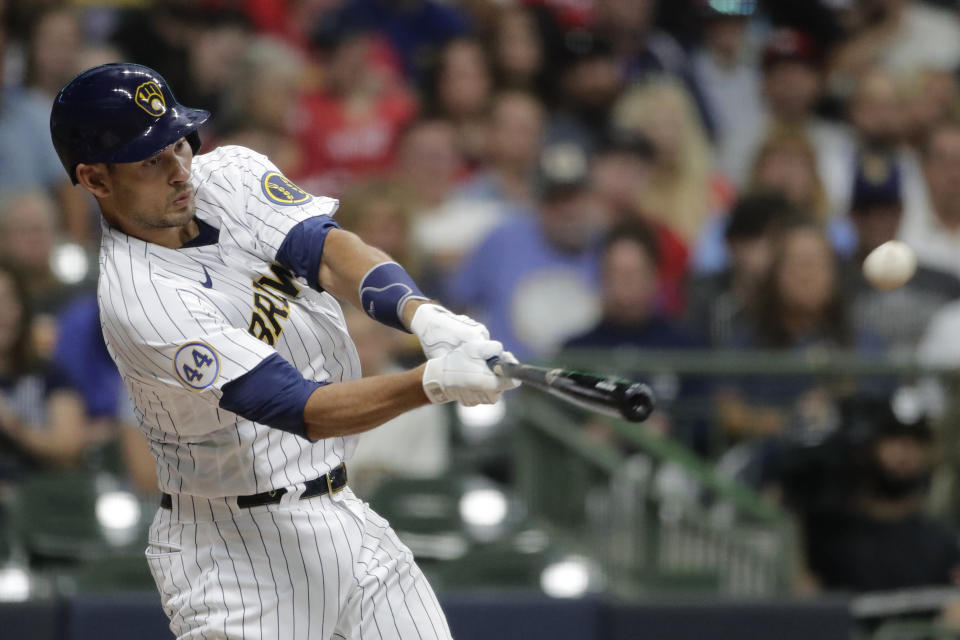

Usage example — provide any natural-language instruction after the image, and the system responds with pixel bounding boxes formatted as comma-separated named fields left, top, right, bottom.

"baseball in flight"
left=862, top=240, right=917, bottom=291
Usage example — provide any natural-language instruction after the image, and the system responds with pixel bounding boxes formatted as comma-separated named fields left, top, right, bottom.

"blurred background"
left=8, top=0, right=960, bottom=638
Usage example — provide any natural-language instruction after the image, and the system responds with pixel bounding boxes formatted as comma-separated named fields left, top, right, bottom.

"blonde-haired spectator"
left=612, top=77, right=732, bottom=242
left=217, top=37, right=305, bottom=176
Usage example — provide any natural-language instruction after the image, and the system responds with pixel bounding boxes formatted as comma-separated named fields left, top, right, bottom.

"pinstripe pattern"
left=148, top=490, right=452, bottom=640
left=109, top=146, right=449, bottom=639
left=100, top=146, right=360, bottom=497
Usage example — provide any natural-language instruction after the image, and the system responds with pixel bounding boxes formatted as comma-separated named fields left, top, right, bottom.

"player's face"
left=107, top=138, right=195, bottom=230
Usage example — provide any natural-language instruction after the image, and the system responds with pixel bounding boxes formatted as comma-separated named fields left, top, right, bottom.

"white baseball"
left=862, top=240, right=917, bottom=291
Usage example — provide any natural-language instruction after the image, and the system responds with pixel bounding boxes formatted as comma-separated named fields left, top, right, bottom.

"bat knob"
left=621, top=383, right=655, bottom=422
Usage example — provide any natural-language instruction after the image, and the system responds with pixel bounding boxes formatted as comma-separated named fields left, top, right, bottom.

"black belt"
left=160, top=463, right=348, bottom=510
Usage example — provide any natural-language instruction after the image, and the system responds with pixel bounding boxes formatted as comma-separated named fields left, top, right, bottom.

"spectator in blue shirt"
left=446, top=142, right=606, bottom=361
left=0, top=23, right=68, bottom=201
left=564, top=224, right=694, bottom=351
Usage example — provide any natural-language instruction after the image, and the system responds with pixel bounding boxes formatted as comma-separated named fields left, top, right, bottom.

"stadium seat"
left=8, top=471, right=151, bottom=562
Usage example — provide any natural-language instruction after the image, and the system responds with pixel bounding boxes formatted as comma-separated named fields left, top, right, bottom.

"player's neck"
left=103, top=209, right=199, bottom=249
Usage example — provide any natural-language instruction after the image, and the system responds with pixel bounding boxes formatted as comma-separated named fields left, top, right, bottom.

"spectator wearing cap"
left=686, top=192, right=798, bottom=348
left=720, top=28, right=855, bottom=218
left=591, top=130, right=689, bottom=317
left=800, top=395, right=960, bottom=593
left=840, top=156, right=960, bottom=354
left=545, top=29, right=624, bottom=153
left=842, top=68, right=928, bottom=230
left=691, top=0, right=764, bottom=167
left=445, top=142, right=606, bottom=360
left=900, top=120, right=960, bottom=281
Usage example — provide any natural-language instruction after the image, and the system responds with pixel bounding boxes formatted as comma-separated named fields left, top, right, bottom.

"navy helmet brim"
left=92, top=104, right=210, bottom=164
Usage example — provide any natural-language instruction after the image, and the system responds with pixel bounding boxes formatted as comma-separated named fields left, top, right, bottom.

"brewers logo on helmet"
left=50, top=63, right=209, bottom=184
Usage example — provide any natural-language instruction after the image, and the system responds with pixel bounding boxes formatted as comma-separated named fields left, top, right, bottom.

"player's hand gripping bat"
left=486, top=356, right=655, bottom=422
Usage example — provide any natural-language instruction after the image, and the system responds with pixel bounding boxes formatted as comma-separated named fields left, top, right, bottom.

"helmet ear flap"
left=187, top=131, right=203, bottom=156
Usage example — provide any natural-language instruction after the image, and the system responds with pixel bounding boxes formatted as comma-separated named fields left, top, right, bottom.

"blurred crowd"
left=6, top=0, right=960, bottom=599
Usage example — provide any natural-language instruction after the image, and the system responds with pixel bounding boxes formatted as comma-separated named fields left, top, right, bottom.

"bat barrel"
left=620, top=383, right=655, bottom=422
left=486, top=356, right=656, bottom=423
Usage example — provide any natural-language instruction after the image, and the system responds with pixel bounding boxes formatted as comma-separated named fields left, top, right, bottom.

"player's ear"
left=75, top=163, right=112, bottom=198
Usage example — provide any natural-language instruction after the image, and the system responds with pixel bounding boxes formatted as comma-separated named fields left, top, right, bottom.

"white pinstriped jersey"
left=99, top=145, right=362, bottom=498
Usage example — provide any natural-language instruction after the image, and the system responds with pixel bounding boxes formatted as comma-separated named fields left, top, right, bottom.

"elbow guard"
left=358, top=261, right=429, bottom=332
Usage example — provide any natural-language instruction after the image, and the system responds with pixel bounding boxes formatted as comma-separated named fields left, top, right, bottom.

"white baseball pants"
left=145, top=486, right=453, bottom=640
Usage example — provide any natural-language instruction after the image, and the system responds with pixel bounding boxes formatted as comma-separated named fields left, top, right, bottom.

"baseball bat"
left=487, top=356, right=655, bottom=422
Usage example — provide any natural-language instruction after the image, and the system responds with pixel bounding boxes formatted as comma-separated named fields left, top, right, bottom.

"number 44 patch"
left=173, top=341, right=220, bottom=390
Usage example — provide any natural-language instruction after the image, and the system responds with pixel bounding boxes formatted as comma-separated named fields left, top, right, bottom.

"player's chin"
left=166, top=199, right=195, bottom=222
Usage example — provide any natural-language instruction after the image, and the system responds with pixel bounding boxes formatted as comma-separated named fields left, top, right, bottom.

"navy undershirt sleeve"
left=275, top=215, right=341, bottom=291
left=219, top=353, right=326, bottom=439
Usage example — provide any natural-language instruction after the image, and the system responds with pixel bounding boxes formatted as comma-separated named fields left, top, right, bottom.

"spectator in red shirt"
left=298, top=19, right=417, bottom=196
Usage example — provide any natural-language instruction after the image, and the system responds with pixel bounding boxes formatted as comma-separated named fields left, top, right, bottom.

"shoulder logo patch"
left=135, top=81, right=167, bottom=117
left=173, top=341, right=220, bottom=390
left=261, top=171, right=313, bottom=206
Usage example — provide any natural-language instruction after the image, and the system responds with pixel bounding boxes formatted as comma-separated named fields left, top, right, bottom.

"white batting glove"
left=422, top=340, right=518, bottom=406
left=410, top=303, right=490, bottom=359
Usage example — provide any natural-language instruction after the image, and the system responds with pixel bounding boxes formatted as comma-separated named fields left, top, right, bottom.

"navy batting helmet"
left=50, top=63, right=210, bottom=184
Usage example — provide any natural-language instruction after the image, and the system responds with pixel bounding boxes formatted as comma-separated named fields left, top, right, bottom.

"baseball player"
left=49, top=63, right=518, bottom=640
